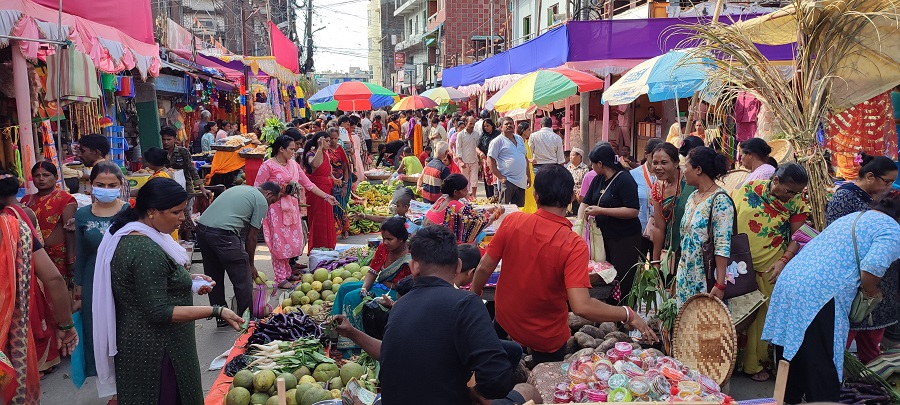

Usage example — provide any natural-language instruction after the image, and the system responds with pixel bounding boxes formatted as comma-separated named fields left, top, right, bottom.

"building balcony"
left=394, top=33, right=423, bottom=51
left=426, top=9, right=445, bottom=32
left=394, top=0, right=421, bottom=16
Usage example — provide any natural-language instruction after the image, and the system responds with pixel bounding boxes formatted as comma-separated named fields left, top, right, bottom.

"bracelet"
left=58, top=323, right=75, bottom=331
left=622, top=306, right=631, bottom=324
left=649, top=260, right=661, bottom=265
left=208, top=305, right=222, bottom=320
left=783, top=250, right=795, bottom=258
left=779, top=256, right=790, bottom=263
left=714, top=282, right=727, bottom=291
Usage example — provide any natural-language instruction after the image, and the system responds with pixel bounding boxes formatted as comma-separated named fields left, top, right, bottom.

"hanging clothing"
left=408, top=118, right=423, bottom=156
left=734, top=92, right=762, bottom=142
left=254, top=159, right=315, bottom=284
left=306, top=151, right=336, bottom=253
left=827, top=92, right=899, bottom=179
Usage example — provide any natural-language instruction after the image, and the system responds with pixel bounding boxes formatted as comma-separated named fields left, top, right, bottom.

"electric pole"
left=303, top=0, right=314, bottom=73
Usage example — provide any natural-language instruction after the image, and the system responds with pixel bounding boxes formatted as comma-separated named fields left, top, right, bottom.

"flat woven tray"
left=717, top=168, right=750, bottom=192
left=210, top=144, right=242, bottom=152
left=365, top=173, right=391, bottom=180
left=672, top=293, right=738, bottom=386
left=238, top=152, right=267, bottom=159
left=527, top=361, right=566, bottom=404
left=769, top=139, right=794, bottom=163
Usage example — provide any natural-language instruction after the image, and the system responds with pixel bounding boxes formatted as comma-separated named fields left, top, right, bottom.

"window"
left=472, top=38, right=487, bottom=59
left=547, top=4, right=559, bottom=26
left=407, top=19, right=413, bottom=36
left=522, top=16, right=531, bottom=41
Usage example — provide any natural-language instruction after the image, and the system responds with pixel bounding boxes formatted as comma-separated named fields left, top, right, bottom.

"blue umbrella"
left=601, top=49, right=714, bottom=106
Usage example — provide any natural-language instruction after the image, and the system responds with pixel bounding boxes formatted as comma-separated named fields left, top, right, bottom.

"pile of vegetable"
left=286, top=266, right=367, bottom=316
left=247, top=312, right=324, bottom=346
left=843, top=351, right=900, bottom=404
left=246, top=339, right=334, bottom=373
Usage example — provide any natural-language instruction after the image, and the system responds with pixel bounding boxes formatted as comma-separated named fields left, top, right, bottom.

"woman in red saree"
left=303, top=132, right=340, bottom=253
left=0, top=173, right=77, bottom=403
left=21, top=162, right=76, bottom=283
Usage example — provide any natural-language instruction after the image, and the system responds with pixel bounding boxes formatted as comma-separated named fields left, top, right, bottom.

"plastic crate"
left=109, top=136, right=126, bottom=149
left=105, top=126, right=124, bottom=137
left=112, top=158, right=126, bottom=167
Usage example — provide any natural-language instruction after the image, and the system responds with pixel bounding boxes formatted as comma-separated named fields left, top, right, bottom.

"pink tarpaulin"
left=268, top=21, right=299, bottom=74
left=0, top=0, right=160, bottom=77
left=32, top=0, right=153, bottom=44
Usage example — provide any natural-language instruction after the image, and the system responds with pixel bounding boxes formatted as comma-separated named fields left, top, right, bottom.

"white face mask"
left=93, top=186, right=119, bottom=203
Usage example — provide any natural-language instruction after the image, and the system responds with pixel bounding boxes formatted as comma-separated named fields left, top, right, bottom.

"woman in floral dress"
left=255, top=135, right=335, bottom=289
left=733, top=163, right=810, bottom=382
left=675, top=147, right=733, bottom=306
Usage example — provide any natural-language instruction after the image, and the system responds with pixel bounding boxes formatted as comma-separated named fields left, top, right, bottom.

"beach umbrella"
left=486, top=67, right=605, bottom=112
left=308, top=82, right=399, bottom=111
left=601, top=49, right=713, bottom=106
left=391, top=95, right=438, bottom=111
left=421, top=87, right=468, bottom=104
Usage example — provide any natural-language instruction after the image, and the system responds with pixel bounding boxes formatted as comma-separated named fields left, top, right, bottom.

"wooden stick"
left=774, top=359, right=790, bottom=405
left=276, top=377, right=287, bottom=405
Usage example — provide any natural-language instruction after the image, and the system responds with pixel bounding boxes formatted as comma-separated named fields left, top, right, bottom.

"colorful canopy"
left=601, top=49, right=713, bottom=106
left=391, top=95, right=438, bottom=111
left=486, top=68, right=604, bottom=112
left=308, top=82, right=398, bottom=111
left=421, top=87, right=468, bottom=104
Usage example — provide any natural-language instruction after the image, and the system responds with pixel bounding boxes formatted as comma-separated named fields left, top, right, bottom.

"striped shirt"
left=420, top=159, right=450, bottom=203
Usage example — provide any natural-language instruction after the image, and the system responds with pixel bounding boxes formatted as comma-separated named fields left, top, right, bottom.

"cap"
left=570, top=147, right=585, bottom=158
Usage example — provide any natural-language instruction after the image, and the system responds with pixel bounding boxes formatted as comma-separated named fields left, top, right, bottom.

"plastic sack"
left=251, top=284, right=276, bottom=319
left=309, top=249, right=340, bottom=270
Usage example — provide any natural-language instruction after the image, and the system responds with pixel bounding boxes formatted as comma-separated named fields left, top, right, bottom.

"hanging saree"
left=21, top=188, right=76, bottom=279
left=0, top=214, right=40, bottom=404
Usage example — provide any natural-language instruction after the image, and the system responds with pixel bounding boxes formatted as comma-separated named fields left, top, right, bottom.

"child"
left=454, top=243, right=482, bottom=288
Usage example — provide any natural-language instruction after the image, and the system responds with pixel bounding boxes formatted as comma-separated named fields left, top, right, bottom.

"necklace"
left=693, top=183, right=717, bottom=203
left=275, top=157, right=288, bottom=166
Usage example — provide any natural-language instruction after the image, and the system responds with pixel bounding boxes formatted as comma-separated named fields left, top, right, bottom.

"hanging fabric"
left=45, top=48, right=101, bottom=104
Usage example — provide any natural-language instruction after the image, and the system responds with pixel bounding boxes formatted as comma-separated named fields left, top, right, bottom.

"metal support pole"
left=579, top=4, right=590, bottom=150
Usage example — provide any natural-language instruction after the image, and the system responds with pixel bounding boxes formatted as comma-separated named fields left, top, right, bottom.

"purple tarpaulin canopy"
left=442, top=16, right=795, bottom=88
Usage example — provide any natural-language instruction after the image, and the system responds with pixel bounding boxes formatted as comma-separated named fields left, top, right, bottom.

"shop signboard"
left=156, top=74, right=185, bottom=94
left=394, top=53, right=405, bottom=70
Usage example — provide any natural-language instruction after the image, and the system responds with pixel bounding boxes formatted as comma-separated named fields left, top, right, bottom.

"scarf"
left=92, top=221, right=189, bottom=397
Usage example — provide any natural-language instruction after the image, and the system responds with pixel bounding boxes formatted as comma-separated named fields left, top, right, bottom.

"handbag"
left=849, top=212, right=883, bottom=325
left=580, top=171, right=624, bottom=262
left=702, top=191, right=758, bottom=299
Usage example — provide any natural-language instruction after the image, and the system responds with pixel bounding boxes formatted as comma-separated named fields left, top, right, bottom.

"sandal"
left=287, top=274, right=302, bottom=282
left=39, top=365, right=58, bottom=380
left=748, top=370, right=771, bottom=382
left=277, top=281, right=299, bottom=290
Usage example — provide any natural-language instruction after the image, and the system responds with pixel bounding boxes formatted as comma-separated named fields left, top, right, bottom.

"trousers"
left=196, top=224, right=253, bottom=316
left=775, top=299, right=840, bottom=404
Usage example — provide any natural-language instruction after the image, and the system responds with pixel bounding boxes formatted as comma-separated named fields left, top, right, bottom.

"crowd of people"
left=3, top=101, right=900, bottom=405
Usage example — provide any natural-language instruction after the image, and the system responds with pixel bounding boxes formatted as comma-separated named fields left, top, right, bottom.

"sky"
left=300, top=0, right=371, bottom=72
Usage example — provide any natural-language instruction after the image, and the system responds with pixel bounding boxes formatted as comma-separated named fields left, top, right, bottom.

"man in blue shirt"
left=488, top=117, right=530, bottom=207
left=333, top=226, right=540, bottom=405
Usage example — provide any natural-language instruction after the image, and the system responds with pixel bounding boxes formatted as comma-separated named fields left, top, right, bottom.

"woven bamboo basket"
left=768, top=139, right=794, bottom=164
left=717, top=168, right=750, bottom=192
left=672, top=293, right=738, bottom=386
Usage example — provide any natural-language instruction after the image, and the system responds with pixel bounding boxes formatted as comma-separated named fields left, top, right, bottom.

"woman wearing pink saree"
left=255, top=136, right=336, bottom=289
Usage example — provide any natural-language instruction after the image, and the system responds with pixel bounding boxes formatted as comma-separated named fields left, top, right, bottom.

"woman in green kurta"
left=93, top=178, right=242, bottom=404
left=72, top=162, right=129, bottom=383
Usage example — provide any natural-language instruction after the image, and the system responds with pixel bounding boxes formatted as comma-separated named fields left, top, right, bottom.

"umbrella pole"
left=564, top=98, right=571, bottom=150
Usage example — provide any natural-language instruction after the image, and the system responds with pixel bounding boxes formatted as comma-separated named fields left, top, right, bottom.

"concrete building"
left=315, top=68, right=373, bottom=87
left=368, top=0, right=384, bottom=85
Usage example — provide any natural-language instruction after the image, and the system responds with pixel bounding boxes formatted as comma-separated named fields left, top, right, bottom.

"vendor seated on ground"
left=333, top=225, right=542, bottom=405
left=397, top=147, right=423, bottom=175
left=376, top=140, right=407, bottom=168
left=350, top=187, right=420, bottom=233
left=331, top=217, right=412, bottom=349
left=423, top=174, right=470, bottom=227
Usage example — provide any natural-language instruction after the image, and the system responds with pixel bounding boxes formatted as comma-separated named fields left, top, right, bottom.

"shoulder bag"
left=581, top=171, right=626, bottom=262
left=849, top=212, right=882, bottom=325
left=702, top=191, right=758, bottom=299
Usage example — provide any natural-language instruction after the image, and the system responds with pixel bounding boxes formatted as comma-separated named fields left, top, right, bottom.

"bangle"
left=779, top=256, right=790, bottom=263
left=209, top=305, right=221, bottom=320
left=649, top=260, right=661, bottom=265
left=714, top=282, right=727, bottom=291
left=58, top=323, right=75, bottom=331
left=622, top=306, right=631, bottom=324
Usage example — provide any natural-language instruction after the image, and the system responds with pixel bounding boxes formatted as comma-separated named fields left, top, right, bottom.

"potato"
left=574, top=332, right=595, bottom=348
left=578, top=325, right=602, bottom=339
left=571, top=348, right=594, bottom=360
left=597, top=322, right=618, bottom=337
left=597, top=337, right=618, bottom=352
left=568, top=312, right=593, bottom=331
left=565, top=336, right=578, bottom=354
left=604, top=331, right=631, bottom=342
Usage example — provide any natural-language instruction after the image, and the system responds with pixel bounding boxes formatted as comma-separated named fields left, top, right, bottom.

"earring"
left=149, top=214, right=154, bottom=219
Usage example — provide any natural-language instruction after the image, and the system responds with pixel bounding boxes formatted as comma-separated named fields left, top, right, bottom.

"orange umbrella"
left=391, top=95, right=438, bottom=111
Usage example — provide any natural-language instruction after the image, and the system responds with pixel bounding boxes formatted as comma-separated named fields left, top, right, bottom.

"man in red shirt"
left=471, top=164, right=656, bottom=362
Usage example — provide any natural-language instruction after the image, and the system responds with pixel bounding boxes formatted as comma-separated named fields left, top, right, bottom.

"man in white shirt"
left=528, top=117, right=565, bottom=172
left=454, top=117, right=480, bottom=197
left=488, top=117, right=530, bottom=207
left=339, top=116, right=366, bottom=188
left=360, top=111, right=373, bottom=152
left=427, top=117, right=448, bottom=148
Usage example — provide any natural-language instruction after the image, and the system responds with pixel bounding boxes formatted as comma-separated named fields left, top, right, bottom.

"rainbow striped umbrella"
left=309, top=81, right=398, bottom=111
left=486, top=68, right=604, bottom=112
left=391, top=95, right=438, bottom=111
left=421, top=87, right=468, bottom=104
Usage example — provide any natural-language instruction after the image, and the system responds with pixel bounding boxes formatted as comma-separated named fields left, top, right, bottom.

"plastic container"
left=628, top=376, right=651, bottom=397
left=553, top=390, right=571, bottom=403
left=104, top=125, right=124, bottom=137
left=585, top=388, right=607, bottom=402
left=109, top=136, right=127, bottom=149
left=614, top=341, right=634, bottom=357
left=606, top=348, right=624, bottom=362
left=607, top=373, right=629, bottom=390
left=608, top=387, right=633, bottom=402
left=677, top=380, right=702, bottom=396
left=650, top=375, right=671, bottom=400
left=593, top=359, right=615, bottom=382
left=698, top=374, right=720, bottom=394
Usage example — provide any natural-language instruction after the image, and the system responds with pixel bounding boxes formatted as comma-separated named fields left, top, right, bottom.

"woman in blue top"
left=825, top=153, right=899, bottom=365
left=763, top=191, right=900, bottom=403
left=200, top=121, right=218, bottom=153
left=73, top=161, right=129, bottom=387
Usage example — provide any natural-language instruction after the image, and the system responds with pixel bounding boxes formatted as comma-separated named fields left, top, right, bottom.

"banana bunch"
left=347, top=203, right=390, bottom=235
left=356, top=181, right=403, bottom=207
